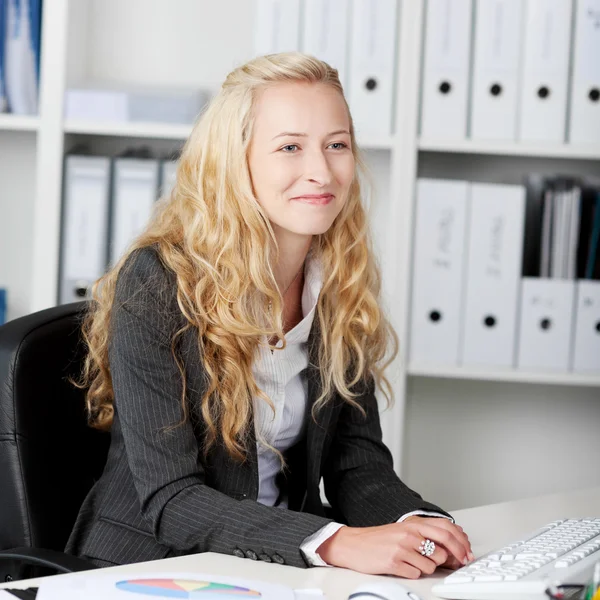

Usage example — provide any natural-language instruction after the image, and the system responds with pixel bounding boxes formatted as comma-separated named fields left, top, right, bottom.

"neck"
left=272, top=230, right=313, bottom=294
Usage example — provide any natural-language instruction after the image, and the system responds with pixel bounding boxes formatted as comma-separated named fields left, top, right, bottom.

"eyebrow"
left=271, top=129, right=351, bottom=140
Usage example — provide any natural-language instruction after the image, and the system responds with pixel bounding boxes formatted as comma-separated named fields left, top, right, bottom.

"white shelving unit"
left=418, top=139, right=600, bottom=161
left=1, top=0, right=599, bottom=510
left=0, top=114, right=40, bottom=131
left=408, top=364, right=600, bottom=389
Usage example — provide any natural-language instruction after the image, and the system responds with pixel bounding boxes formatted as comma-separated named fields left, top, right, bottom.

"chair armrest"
left=0, top=547, right=98, bottom=573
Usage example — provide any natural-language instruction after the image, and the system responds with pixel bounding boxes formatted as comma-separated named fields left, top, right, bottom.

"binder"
left=4, top=0, right=41, bottom=115
left=568, top=0, right=600, bottom=145
left=159, top=159, right=178, bottom=199
left=301, top=0, right=350, bottom=90
left=0, top=0, right=7, bottom=112
left=521, top=174, right=546, bottom=279
left=470, top=0, right=523, bottom=140
left=572, top=281, right=600, bottom=372
left=410, top=178, right=469, bottom=366
left=518, top=0, right=573, bottom=143
left=109, top=158, right=160, bottom=266
left=516, top=278, right=576, bottom=371
left=420, top=0, right=474, bottom=139
left=59, top=156, right=111, bottom=304
left=347, top=0, right=398, bottom=137
left=254, top=0, right=301, bottom=56
left=460, top=183, right=525, bottom=367
left=0, top=288, right=6, bottom=325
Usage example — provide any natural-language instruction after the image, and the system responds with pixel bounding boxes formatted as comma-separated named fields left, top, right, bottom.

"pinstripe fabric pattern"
left=64, top=246, right=451, bottom=569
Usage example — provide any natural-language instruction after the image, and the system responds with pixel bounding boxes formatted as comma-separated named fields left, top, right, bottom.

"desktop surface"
left=1, top=485, right=599, bottom=600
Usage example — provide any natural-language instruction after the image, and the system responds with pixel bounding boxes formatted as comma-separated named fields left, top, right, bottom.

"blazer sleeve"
left=321, top=376, right=453, bottom=527
left=108, top=248, right=334, bottom=568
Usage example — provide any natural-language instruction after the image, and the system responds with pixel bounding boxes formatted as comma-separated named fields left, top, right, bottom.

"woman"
left=66, top=52, right=474, bottom=579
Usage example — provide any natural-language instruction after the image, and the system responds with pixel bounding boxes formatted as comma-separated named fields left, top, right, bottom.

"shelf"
left=0, top=114, right=39, bottom=132
left=64, top=119, right=397, bottom=150
left=408, top=363, right=600, bottom=388
left=63, top=120, right=193, bottom=140
left=418, top=138, right=600, bottom=161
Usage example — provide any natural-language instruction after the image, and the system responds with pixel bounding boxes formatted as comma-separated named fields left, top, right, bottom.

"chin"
left=289, top=223, right=334, bottom=236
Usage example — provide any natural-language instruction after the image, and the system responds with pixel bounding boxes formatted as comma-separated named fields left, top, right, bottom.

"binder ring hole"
left=484, top=316, right=497, bottom=328
left=595, top=322, right=600, bottom=334
left=490, top=83, right=502, bottom=97
left=589, top=88, right=600, bottom=102
left=537, top=86, right=550, bottom=99
left=74, top=285, right=88, bottom=298
left=429, top=310, right=442, bottom=323
left=365, top=78, right=378, bottom=91
left=540, top=318, right=552, bottom=331
left=439, top=81, right=452, bottom=94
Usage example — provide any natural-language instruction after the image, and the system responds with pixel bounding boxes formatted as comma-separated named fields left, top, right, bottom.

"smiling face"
left=247, top=82, right=355, bottom=246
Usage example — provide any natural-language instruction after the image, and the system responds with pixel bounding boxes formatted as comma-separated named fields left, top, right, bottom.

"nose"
left=304, top=149, right=333, bottom=187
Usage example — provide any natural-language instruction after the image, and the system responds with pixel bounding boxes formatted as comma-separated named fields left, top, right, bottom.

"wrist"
left=315, top=525, right=352, bottom=567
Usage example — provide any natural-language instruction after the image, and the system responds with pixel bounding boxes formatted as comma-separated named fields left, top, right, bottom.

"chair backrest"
left=0, top=302, right=110, bottom=554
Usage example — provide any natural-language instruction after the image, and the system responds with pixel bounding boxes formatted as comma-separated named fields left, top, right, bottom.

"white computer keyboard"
left=432, top=518, right=600, bottom=600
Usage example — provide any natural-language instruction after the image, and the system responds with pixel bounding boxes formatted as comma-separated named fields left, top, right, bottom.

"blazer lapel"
left=304, top=316, right=337, bottom=489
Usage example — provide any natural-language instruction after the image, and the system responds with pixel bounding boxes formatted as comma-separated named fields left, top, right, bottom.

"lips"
left=291, top=194, right=334, bottom=205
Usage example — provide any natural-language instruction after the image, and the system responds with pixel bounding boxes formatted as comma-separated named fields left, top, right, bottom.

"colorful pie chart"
left=115, top=578, right=262, bottom=599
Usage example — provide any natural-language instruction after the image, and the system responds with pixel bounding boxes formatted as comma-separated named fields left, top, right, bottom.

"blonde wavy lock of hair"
left=77, top=51, right=399, bottom=464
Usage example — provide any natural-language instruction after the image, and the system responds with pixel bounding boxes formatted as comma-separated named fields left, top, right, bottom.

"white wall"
left=68, top=0, right=257, bottom=92
left=402, top=378, right=600, bottom=511
left=0, top=133, right=37, bottom=322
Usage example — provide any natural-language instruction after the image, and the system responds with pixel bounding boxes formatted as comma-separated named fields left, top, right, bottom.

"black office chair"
left=0, top=302, right=109, bottom=583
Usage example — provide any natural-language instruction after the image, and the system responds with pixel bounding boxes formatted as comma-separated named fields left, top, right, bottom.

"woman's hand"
left=316, top=516, right=474, bottom=578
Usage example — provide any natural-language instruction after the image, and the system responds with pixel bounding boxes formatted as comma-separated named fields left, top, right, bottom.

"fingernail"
left=462, top=556, right=469, bottom=565
left=468, top=552, right=476, bottom=562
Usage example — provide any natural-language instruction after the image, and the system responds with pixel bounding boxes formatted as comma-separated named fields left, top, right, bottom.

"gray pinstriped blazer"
left=65, top=246, right=451, bottom=569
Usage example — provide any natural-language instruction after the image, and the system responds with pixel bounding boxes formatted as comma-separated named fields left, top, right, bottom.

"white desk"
left=2, top=486, right=599, bottom=600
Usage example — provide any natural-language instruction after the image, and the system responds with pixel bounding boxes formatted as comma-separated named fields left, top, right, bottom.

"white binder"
left=59, top=156, right=111, bottom=304
left=254, top=0, right=301, bottom=56
left=518, top=0, right=573, bottom=143
left=460, top=183, right=525, bottom=367
left=420, top=0, right=474, bottom=139
left=109, top=158, right=160, bottom=265
left=301, top=0, right=350, bottom=91
left=160, top=159, right=178, bottom=198
left=410, top=179, right=469, bottom=366
left=347, top=0, right=398, bottom=137
left=470, top=0, right=523, bottom=140
left=571, top=281, right=600, bottom=372
left=4, top=0, right=41, bottom=115
left=516, top=278, right=576, bottom=371
left=568, top=0, right=600, bottom=145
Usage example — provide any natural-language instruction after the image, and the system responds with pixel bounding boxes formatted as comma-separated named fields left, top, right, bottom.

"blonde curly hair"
left=76, top=52, right=399, bottom=463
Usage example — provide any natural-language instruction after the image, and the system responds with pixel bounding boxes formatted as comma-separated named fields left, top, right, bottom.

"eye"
left=329, top=142, right=349, bottom=150
left=281, top=144, right=299, bottom=152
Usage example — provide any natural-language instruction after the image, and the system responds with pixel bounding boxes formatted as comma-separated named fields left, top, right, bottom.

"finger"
left=392, top=562, right=422, bottom=580
left=425, top=520, right=473, bottom=559
left=414, top=524, right=471, bottom=566
left=441, top=555, right=463, bottom=570
left=401, top=535, right=440, bottom=576
left=414, top=535, right=449, bottom=568
left=425, top=519, right=473, bottom=557
left=389, top=534, right=435, bottom=577
left=424, top=541, right=449, bottom=567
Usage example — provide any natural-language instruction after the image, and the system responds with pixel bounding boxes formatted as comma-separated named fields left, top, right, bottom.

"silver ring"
left=419, top=538, right=435, bottom=557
